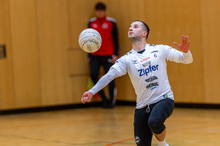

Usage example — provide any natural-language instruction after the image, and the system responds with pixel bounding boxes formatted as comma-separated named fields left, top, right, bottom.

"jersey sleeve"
left=88, top=55, right=128, bottom=95
left=88, top=68, right=119, bottom=95
left=111, top=55, right=128, bottom=76
left=161, top=45, right=193, bottom=64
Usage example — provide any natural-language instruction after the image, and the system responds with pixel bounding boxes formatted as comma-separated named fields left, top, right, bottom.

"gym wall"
left=0, top=0, right=219, bottom=110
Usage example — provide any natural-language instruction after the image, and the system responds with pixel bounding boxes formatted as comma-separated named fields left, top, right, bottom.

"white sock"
left=158, top=139, right=169, bottom=146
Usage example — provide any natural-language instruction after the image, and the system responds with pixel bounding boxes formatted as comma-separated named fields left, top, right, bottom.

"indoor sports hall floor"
left=0, top=106, right=220, bottom=146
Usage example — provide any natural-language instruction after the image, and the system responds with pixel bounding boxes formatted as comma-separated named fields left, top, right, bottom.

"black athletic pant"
left=89, top=55, right=116, bottom=106
left=134, top=98, right=174, bottom=146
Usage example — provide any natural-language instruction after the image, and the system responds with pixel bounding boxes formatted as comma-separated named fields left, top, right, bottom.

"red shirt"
left=88, top=16, right=119, bottom=56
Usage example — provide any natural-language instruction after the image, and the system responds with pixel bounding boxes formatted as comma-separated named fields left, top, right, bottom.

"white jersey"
left=111, top=44, right=193, bottom=109
left=89, top=43, right=193, bottom=109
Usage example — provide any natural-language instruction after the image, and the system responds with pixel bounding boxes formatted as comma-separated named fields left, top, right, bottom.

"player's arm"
left=81, top=68, right=119, bottom=104
left=165, top=35, right=193, bottom=64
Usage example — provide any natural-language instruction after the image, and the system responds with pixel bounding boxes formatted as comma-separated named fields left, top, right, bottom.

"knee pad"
left=148, top=119, right=165, bottom=134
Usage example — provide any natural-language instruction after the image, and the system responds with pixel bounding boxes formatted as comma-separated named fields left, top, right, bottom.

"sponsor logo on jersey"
left=142, top=61, right=151, bottom=67
left=145, top=76, right=158, bottom=82
left=145, top=76, right=159, bottom=90
left=140, top=57, right=150, bottom=63
left=133, top=60, right=138, bottom=64
left=163, top=94, right=168, bottom=98
left=138, top=65, right=159, bottom=76
left=146, top=82, right=158, bottom=89
left=151, top=50, right=158, bottom=53
left=151, top=86, right=158, bottom=90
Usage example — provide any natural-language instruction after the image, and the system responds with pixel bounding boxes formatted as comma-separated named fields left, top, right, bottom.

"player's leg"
left=154, top=128, right=166, bottom=142
left=134, top=107, right=153, bottom=146
left=89, top=55, right=108, bottom=107
left=101, top=55, right=116, bottom=107
left=148, top=98, right=174, bottom=146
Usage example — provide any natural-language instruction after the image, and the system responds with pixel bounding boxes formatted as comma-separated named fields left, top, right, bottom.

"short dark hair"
left=134, top=20, right=150, bottom=39
left=95, top=2, right=106, bottom=10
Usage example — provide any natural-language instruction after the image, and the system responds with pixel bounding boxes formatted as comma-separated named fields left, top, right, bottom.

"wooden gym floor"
left=0, top=106, right=220, bottom=146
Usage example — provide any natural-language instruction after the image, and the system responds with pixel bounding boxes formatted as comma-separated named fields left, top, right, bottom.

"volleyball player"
left=81, top=20, right=193, bottom=146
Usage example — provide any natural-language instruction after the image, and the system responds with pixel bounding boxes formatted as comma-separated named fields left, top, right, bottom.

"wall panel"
left=142, top=0, right=204, bottom=103
left=0, top=0, right=14, bottom=109
left=67, top=49, right=89, bottom=76
left=37, top=0, right=73, bottom=105
left=0, top=0, right=219, bottom=110
left=107, top=0, right=145, bottom=55
left=200, top=0, right=220, bottom=103
left=9, top=0, right=41, bottom=108
left=106, top=0, right=146, bottom=101
left=71, top=76, right=88, bottom=103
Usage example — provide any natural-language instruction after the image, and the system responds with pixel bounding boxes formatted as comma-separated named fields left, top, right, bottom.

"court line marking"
left=105, top=138, right=135, bottom=146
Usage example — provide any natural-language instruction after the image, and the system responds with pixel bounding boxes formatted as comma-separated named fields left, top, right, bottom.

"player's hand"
left=174, top=35, right=191, bottom=53
left=81, top=91, right=93, bottom=104
left=112, top=54, right=118, bottom=63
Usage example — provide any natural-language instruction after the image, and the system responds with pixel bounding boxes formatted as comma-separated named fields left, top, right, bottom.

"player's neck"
left=132, top=40, right=146, bottom=52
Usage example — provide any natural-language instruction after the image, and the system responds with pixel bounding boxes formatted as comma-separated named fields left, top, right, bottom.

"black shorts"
left=134, top=98, right=174, bottom=146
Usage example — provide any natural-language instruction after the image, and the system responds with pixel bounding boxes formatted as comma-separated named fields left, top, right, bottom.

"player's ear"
left=142, top=31, right=147, bottom=38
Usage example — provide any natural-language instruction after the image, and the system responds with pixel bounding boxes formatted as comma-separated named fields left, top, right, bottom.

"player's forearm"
left=182, top=50, right=193, bottom=64
left=168, top=49, right=193, bottom=64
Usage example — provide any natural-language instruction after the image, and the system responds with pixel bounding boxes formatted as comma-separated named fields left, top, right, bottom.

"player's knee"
left=148, top=119, right=165, bottom=134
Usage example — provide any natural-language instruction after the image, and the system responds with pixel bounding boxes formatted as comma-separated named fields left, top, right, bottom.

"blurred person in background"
left=88, top=2, right=119, bottom=108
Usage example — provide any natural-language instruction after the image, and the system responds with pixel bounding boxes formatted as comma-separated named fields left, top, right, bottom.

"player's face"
left=128, top=21, right=146, bottom=40
left=95, top=10, right=106, bottom=18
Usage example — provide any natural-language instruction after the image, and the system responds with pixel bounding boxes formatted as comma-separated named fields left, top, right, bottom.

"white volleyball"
left=78, top=28, right=102, bottom=53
